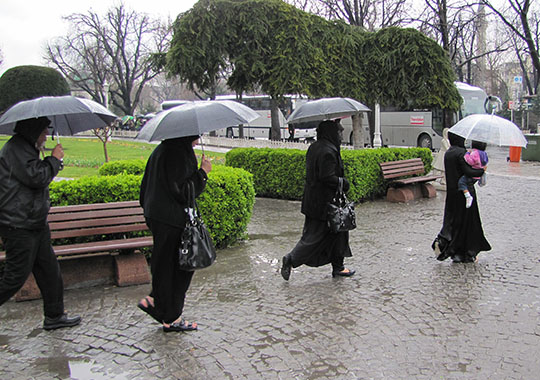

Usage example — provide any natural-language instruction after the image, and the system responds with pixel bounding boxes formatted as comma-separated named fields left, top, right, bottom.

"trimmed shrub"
left=49, top=166, right=254, bottom=249
left=99, top=159, right=147, bottom=176
left=0, top=65, right=71, bottom=112
left=50, top=174, right=141, bottom=205
left=226, top=147, right=433, bottom=201
left=225, top=148, right=306, bottom=199
left=198, top=166, right=255, bottom=248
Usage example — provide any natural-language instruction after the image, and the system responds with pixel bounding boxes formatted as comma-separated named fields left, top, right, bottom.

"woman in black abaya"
left=138, top=135, right=212, bottom=332
left=280, top=120, right=355, bottom=280
left=433, top=132, right=491, bottom=263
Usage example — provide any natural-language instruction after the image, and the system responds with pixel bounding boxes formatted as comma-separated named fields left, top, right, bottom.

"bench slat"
left=53, top=236, right=153, bottom=257
left=49, top=201, right=140, bottom=214
left=0, top=236, right=153, bottom=261
left=382, top=168, right=425, bottom=179
left=48, top=207, right=144, bottom=222
left=51, top=224, right=149, bottom=239
left=49, top=215, right=146, bottom=231
left=392, top=174, right=443, bottom=185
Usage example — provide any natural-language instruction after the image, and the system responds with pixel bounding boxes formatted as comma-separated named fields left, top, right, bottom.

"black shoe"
left=332, top=269, right=356, bottom=278
left=43, top=313, right=81, bottom=330
left=280, top=255, right=292, bottom=281
left=163, top=318, right=198, bottom=332
left=433, top=238, right=450, bottom=261
left=451, top=255, right=475, bottom=263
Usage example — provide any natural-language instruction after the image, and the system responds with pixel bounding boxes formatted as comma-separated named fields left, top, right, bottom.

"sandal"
left=331, top=268, right=356, bottom=278
left=137, top=296, right=161, bottom=323
left=163, top=318, right=198, bottom=332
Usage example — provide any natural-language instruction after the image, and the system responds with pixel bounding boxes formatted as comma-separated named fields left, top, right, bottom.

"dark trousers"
left=457, top=175, right=477, bottom=192
left=0, top=226, right=64, bottom=318
left=146, top=218, right=194, bottom=324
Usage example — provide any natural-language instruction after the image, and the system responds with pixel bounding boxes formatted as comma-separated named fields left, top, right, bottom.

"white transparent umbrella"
left=449, top=114, right=527, bottom=147
left=287, top=97, right=370, bottom=124
left=136, top=100, right=259, bottom=142
left=0, top=95, right=117, bottom=137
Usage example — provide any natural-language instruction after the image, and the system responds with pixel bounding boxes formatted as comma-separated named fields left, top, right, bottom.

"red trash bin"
left=509, top=146, right=521, bottom=162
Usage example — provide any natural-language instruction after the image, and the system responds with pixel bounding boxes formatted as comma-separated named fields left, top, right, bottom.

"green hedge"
left=98, top=159, right=147, bottom=176
left=49, top=165, right=255, bottom=248
left=226, top=147, right=433, bottom=201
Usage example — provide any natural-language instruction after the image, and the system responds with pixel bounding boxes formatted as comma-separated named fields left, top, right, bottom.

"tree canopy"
left=0, top=65, right=71, bottom=112
left=167, top=0, right=461, bottom=113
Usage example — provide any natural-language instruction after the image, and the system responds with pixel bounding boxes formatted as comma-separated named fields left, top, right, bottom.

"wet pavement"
left=1, top=147, right=540, bottom=379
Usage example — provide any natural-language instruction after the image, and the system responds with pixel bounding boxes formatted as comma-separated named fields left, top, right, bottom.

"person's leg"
left=331, top=233, right=355, bottom=277
left=148, top=220, right=196, bottom=328
left=331, top=255, right=344, bottom=273
left=166, top=269, right=195, bottom=324
left=31, top=227, right=64, bottom=318
left=458, top=175, right=474, bottom=208
left=0, top=229, right=36, bottom=306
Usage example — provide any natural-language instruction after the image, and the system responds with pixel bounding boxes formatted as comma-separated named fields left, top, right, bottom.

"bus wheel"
left=418, top=134, right=432, bottom=149
left=226, top=128, right=234, bottom=138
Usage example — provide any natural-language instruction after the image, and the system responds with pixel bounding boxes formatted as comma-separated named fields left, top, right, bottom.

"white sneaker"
left=465, top=195, right=473, bottom=208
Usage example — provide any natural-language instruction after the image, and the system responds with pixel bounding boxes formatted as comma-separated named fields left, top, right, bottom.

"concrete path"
left=1, top=147, right=540, bottom=379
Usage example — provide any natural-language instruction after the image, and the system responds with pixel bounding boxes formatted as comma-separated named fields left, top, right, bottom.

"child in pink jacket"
left=458, top=140, right=488, bottom=208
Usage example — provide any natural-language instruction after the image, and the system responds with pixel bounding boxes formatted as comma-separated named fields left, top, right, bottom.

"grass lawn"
left=0, top=136, right=227, bottom=178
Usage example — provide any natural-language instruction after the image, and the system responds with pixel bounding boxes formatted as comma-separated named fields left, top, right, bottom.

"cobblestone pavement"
left=1, top=147, right=540, bottom=380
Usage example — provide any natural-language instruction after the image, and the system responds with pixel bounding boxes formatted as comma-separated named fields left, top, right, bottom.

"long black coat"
left=139, top=137, right=207, bottom=228
left=0, top=133, right=61, bottom=230
left=301, top=139, right=349, bottom=220
left=437, top=144, right=491, bottom=259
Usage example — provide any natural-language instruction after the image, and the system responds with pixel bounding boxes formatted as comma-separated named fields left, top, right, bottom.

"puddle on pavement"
left=0, top=334, right=21, bottom=354
left=27, top=328, right=41, bottom=338
left=33, top=357, right=130, bottom=380
left=0, top=334, right=10, bottom=346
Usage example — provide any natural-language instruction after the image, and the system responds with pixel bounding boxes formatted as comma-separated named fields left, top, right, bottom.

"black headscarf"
left=448, top=131, right=465, bottom=148
left=13, top=117, right=51, bottom=144
left=316, top=120, right=342, bottom=149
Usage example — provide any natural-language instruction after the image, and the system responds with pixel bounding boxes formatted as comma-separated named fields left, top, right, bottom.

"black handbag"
left=178, top=181, right=216, bottom=271
left=326, top=177, right=356, bottom=233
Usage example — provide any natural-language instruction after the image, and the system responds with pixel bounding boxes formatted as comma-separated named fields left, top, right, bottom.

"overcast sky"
left=0, top=0, right=197, bottom=76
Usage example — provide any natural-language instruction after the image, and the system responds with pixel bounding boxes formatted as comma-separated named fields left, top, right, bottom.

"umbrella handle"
left=51, top=130, right=61, bottom=144
left=200, top=135, right=205, bottom=155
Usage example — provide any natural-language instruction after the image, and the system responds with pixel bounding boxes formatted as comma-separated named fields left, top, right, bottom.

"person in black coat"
left=138, top=135, right=211, bottom=332
left=433, top=132, right=491, bottom=263
left=281, top=120, right=355, bottom=280
left=0, top=117, right=81, bottom=330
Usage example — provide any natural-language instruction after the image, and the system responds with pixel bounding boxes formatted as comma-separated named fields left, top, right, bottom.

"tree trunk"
left=103, top=140, right=110, bottom=163
left=270, top=99, right=281, bottom=140
left=351, top=114, right=364, bottom=149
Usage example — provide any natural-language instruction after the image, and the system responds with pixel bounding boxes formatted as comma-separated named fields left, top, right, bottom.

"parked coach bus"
left=341, top=81, right=490, bottom=149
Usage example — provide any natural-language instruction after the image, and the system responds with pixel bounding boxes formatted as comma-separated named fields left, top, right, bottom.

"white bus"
left=342, top=82, right=490, bottom=149
left=214, top=94, right=315, bottom=140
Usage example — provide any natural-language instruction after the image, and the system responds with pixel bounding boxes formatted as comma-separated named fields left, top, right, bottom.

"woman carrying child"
left=432, top=132, right=491, bottom=263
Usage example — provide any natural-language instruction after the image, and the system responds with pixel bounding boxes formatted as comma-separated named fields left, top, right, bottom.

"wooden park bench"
left=380, top=158, right=442, bottom=202
left=0, top=201, right=152, bottom=301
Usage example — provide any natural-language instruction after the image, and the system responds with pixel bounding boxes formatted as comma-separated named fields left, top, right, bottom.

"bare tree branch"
left=45, top=4, right=171, bottom=114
